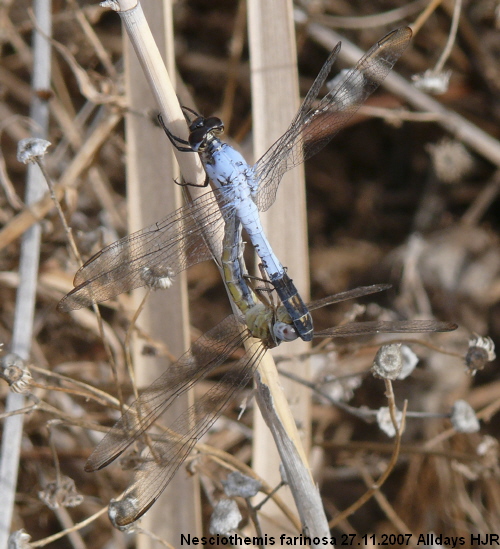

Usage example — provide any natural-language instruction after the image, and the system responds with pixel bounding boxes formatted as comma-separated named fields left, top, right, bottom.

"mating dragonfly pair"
left=59, top=27, right=456, bottom=526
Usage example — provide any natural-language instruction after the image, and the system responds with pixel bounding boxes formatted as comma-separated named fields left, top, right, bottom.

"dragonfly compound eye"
left=273, top=321, right=299, bottom=342
left=188, top=127, right=210, bottom=151
left=189, top=116, right=205, bottom=130
left=205, top=116, right=224, bottom=134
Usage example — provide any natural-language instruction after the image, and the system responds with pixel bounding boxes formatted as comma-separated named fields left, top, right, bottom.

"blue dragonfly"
left=59, top=27, right=412, bottom=342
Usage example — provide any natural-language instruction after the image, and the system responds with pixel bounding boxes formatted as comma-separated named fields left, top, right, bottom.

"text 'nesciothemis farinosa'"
left=59, top=27, right=412, bottom=341
left=85, top=275, right=456, bottom=527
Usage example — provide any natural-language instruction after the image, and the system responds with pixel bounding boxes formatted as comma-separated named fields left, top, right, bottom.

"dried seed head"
left=223, top=471, right=261, bottom=498
left=372, top=344, right=403, bottom=380
left=453, top=435, right=499, bottom=480
left=451, top=400, right=480, bottom=433
left=311, top=351, right=362, bottom=402
left=8, top=530, right=32, bottom=549
left=108, top=495, right=140, bottom=531
left=412, top=69, right=452, bottom=94
left=17, top=138, right=51, bottom=164
left=465, top=334, right=496, bottom=375
left=426, top=138, right=474, bottom=184
left=477, top=435, right=499, bottom=466
left=376, top=406, right=403, bottom=438
left=398, top=345, right=419, bottom=380
left=477, top=435, right=498, bottom=457
left=0, top=353, right=33, bottom=394
left=140, top=265, right=174, bottom=290
left=39, top=476, right=83, bottom=510
left=209, top=499, right=242, bottom=535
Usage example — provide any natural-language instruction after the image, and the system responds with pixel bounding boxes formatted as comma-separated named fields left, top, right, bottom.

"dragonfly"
left=59, top=27, right=412, bottom=342
left=85, top=277, right=456, bottom=526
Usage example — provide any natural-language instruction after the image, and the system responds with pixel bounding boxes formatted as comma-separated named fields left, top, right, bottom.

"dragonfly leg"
left=158, top=114, right=195, bottom=153
left=244, top=274, right=276, bottom=296
left=243, top=271, right=275, bottom=309
left=245, top=263, right=277, bottom=286
left=173, top=174, right=210, bottom=188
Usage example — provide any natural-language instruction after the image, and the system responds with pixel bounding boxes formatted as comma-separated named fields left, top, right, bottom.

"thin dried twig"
left=433, top=0, right=462, bottom=74
left=30, top=506, right=109, bottom=548
left=328, top=395, right=408, bottom=528
left=0, top=2, right=52, bottom=545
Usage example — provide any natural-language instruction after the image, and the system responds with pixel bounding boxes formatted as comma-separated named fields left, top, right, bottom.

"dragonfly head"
left=245, top=303, right=298, bottom=346
left=272, top=305, right=299, bottom=343
left=273, top=321, right=299, bottom=343
left=188, top=116, right=225, bottom=152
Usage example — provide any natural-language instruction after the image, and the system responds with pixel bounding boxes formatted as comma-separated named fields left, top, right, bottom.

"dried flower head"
left=17, top=138, right=51, bottom=164
left=376, top=406, right=403, bottom=438
left=223, top=471, right=261, bottom=498
left=140, top=265, right=174, bottom=290
left=311, top=351, right=362, bottom=402
left=8, top=530, right=32, bottom=549
left=108, top=495, right=139, bottom=531
left=465, top=334, right=496, bottom=375
left=477, top=435, right=499, bottom=468
left=452, top=435, right=499, bottom=480
left=209, top=499, right=242, bottom=535
left=398, top=345, right=419, bottom=379
left=39, top=475, right=84, bottom=510
left=0, top=353, right=33, bottom=394
left=450, top=400, right=480, bottom=433
left=412, top=69, right=452, bottom=94
left=426, top=138, right=474, bottom=184
left=372, top=344, right=403, bottom=380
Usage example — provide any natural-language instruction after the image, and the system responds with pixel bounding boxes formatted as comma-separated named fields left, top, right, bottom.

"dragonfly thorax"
left=188, top=116, right=224, bottom=152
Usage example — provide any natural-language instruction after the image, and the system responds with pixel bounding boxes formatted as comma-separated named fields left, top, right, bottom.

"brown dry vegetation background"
left=1, top=0, right=500, bottom=548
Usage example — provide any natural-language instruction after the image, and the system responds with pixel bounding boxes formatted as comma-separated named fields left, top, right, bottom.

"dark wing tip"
left=436, top=322, right=459, bottom=332
left=85, top=449, right=117, bottom=472
left=83, top=462, right=95, bottom=473
left=382, top=26, right=413, bottom=46
left=57, top=287, right=93, bottom=312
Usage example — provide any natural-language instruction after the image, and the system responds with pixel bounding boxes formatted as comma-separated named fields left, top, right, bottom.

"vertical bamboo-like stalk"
left=248, top=0, right=329, bottom=542
left=123, top=0, right=201, bottom=544
left=0, top=1, right=51, bottom=546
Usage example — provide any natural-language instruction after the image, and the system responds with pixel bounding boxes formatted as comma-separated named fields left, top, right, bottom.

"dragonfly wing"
left=307, top=284, right=392, bottom=311
left=107, top=339, right=266, bottom=527
left=315, top=319, right=457, bottom=338
left=254, top=27, right=412, bottom=212
left=85, top=315, right=246, bottom=472
left=59, top=191, right=229, bottom=311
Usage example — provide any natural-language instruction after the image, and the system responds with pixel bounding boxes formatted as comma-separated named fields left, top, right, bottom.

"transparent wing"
left=105, top=339, right=266, bottom=527
left=59, top=191, right=232, bottom=311
left=253, top=27, right=412, bottom=212
left=85, top=315, right=247, bottom=472
left=307, top=284, right=392, bottom=311
left=314, top=320, right=457, bottom=338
